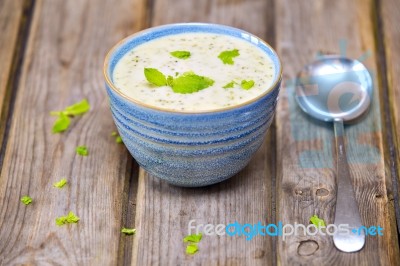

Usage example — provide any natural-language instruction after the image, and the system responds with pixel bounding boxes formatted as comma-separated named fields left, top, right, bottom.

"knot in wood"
left=297, top=240, right=319, bottom=256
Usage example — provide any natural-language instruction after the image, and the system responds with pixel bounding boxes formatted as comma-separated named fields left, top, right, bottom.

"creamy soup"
left=113, top=33, right=275, bottom=111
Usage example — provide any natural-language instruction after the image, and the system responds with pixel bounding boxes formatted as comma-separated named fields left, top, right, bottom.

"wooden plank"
left=379, top=0, right=400, bottom=233
left=275, top=0, right=400, bottom=264
left=132, top=0, right=277, bottom=264
left=0, top=0, right=25, bottom=141
left=0, top=0, right=145, bottom=264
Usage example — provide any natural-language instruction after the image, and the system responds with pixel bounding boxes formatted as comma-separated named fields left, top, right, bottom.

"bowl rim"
left=103, top=22, right=283, bottom=114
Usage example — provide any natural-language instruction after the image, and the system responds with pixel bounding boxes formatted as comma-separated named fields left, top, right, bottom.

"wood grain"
left=132, top=0, right=277, bottom=264
left=275, top=0, right=400, bottom=265
left=0, top=0, right=399, bottom=264
left=381, top=0, right=400, bottom=148
left=0, top=0, right=145, bottom=264
left=133, top=135, right=277, bottom=265
left=0, top=0, right=25, bottom=143
left=379, top=0, right=400, bottom=233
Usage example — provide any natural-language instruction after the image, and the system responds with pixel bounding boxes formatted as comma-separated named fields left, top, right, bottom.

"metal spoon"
left=295, top=55, right=373, bottom=252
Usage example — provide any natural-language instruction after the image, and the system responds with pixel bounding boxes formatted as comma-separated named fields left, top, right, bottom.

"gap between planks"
left=0, top=0, right=35, bottom=172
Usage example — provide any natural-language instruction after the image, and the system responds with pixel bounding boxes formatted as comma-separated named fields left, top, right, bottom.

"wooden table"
left=0, top=0, right=399, bottom=265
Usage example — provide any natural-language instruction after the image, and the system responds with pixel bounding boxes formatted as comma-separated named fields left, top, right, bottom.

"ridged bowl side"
left=106, top=82, right=280, bottom=187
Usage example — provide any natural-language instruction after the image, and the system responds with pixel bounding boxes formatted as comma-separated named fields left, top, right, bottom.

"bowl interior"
left=104, top=23, right=282, bottom=113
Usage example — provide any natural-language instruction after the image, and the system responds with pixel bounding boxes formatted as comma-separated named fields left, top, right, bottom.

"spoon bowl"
left=295, top=56, right=373, bottom=122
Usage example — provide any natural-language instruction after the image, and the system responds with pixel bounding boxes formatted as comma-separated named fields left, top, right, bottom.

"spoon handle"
left=332, top=119, right=365, bottom=252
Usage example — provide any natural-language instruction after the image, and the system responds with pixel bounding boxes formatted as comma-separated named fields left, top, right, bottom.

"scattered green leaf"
left=64, top=99, right=90, bottom=116
left=55, top=211, right=80, bottom=226
left=241, top=80, right=255, bottom=90
left=53, top=178, right=67, bottom=188
left=218, top=49, right=239, bottom=65
left=51, top=99, right=90, bottom=117
left=310, top=214, right=326, bottom=228
left=76, top=146, right=88, bottom=156
left=144, top=68, right=167, bottom=86
left=121, top=227, right=136, bottom=235
left=50, top=111, right=62, bottom=116
left=50, top=99, right=90, bottom=133
left=223, top=81, right=236, bottom=89
left=170, top=50, right=191, bottom=59
left=171, top=72, right=214, bottom=94
left=21, top=196, right=32, bottom=205
left=183, top=233, right=202, bottom=243
left=184, top=233, right=202, bottom=255
left=52, top=113, right=71, bottom=133
left=186, top=243, right=199, bottom=255
left=111, top=131, right=123, bottom=144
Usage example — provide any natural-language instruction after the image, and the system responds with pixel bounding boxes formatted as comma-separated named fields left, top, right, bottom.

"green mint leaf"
left=56, top=211, right=80, bottom=226
left=52, top=113, right=71, bottom=133
left=50, top=111, right=62, bottom=116
left=111, top=131, right=123, bottom=144
left=66, top=211, right=80, bottom=223
left=170, top=50, right=191, bottom=59
left=53, top=178, right=67, bottom=188
left=186, top=243, right=199, bottom=255
left=167, top=75, right=174, bottom=87
left=218, top=49, right=239, bottom=65
left=144, top=68, right=167, bottom=86
left=241, top=80, right=255, bottom=90
left=121, top=227, right=136, bottom=235
left=183, top=233, right=202, bottom=243
left=310, top=214, right=326, bottom=228
left=55, top=218, right=65, bottom=226
left=172, top=72, right=214, bottom=94
left=51, top=99, right=90, bottom=117
left=223, top=81, right=236, bottom=89
left=50, top=99, right=90, bottom=133
left=64, top=99, right=90, bottom=116
left=21, top=196, right=32, bottom=205
left=76, top=146, right=88, bottom=156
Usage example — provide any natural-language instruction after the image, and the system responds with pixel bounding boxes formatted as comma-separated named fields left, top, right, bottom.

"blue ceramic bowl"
left=104, top=23, right=282, bottom=187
